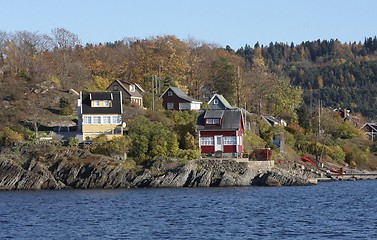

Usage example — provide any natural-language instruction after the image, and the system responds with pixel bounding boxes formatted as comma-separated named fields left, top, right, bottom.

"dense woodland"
left=0, top=28, right=377, bottom=169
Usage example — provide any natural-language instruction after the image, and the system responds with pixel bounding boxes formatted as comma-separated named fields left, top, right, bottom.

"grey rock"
left=0, top=145, right=317, bottom=190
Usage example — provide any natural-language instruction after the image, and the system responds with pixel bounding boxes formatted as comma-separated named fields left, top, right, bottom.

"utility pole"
left=152, top=75, right=155, bottom=111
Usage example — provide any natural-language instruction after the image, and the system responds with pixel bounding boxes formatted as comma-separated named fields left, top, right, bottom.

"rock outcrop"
left=0, top=144, right=316, bottom=190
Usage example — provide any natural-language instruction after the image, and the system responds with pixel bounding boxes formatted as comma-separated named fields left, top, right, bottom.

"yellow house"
left=78, top=91, right=124, bottom=140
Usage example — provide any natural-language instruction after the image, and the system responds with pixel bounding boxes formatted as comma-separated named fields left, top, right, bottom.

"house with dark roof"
left=208, top=94, right=237, bottom=110
left=196, top=109, right=245, bottom=157
left=261, top=115, right=287, bottom=127
left=361, top=122, right=377, bottom=140
left=78, top=91, right=124, bottom=140
left=107, top=79, right=143, bottom=107
left=160, top=86, right=201, bottom=110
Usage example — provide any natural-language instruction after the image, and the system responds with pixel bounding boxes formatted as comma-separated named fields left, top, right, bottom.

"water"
left=1, top=181, right=377, bottom=240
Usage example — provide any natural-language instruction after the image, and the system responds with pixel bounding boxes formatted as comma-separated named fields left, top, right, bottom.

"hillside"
left=0, top=29, right=377, bottom=172
left=235, top=38, right=377, bottom=119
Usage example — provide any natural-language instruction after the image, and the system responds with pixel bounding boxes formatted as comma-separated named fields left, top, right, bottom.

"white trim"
left=214, top=135, right=223, bottom=151
left=208, top=94, right=219, bottom=105
left=119, top=91, right=123, bottom=114
left=159, top=87, right=171, bottom=99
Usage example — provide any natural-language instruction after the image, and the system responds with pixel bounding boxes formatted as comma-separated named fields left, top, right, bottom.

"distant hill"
left=235, top=38, right=377, bottom=119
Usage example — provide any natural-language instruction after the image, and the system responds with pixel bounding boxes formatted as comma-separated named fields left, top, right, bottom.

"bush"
left=344, top=147, right=368, bottom=167
left=0, top=127, right=23, bottom=146
left=243, top=130, right=266, bottom=153
left=177, top=149, right=201, bottom=160
left=90, top=135, right=131, bottom=156
left=67, top=137, right=79, bottom=147
left=326, top=145, right=346, bottom=163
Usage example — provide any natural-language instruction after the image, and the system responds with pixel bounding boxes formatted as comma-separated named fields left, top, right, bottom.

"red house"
left=160, top=86, right=201, bottom=110
left=196, top=109, right=245, bottom=157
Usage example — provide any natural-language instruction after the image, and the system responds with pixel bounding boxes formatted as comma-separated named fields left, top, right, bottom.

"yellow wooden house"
left=78, top=91, right=124, bottom=140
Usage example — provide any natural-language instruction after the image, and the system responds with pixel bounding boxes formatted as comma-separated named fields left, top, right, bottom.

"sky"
left=2, top=0, right=377, bottom=49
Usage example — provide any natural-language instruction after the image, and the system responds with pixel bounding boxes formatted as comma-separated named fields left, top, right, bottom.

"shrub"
left=90, top=135, right=131, bottom=156
left=59, top=97, right=73, bottom=116
left=344, top=147, right=368, bottom=167
left=243, top=130, right=266, bottom=153
left=0, top=127, right=23, bottom=146
left=326, top=145, right=346, bottom=163
left=177, top=149, right=201, bottom=160
left=67, top=137, right=79, bottom=147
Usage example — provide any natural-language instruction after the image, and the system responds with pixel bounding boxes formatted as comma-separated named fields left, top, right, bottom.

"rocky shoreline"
left=0, top=144, right=322, bottom=190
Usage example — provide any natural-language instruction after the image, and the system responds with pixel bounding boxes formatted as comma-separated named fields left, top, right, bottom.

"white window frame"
left=167, top=102, right=174, bottom=110
left=112, top=116, right=121, bottom=124
left=179, top=102, right=190, bottom=110
left=201, top=137, right=214, bottom=146
left=93, top=116, right=101, bottom=124
left=103, top=116, right=111, bottom=124
left=113, top=85, right=118, bottom=91
left=205, top=118, right=220, bottom=125
left=168, top=91, right=173, bottom=96
left=103, top=100, right=110, bottom=107
left=93, top=100, right=100, bottom=107
left=224, top=136, right=237, bottom=145
left=213, top=99, right=219, bottom=104
left=83, top=116, right=92, bottom=124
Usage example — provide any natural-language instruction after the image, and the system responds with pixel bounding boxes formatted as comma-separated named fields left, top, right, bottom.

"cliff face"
left=0, top=145, right=314, bottom=190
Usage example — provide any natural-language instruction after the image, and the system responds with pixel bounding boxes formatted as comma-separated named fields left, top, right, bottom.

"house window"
left=179, top=102, right=190, bottom=110
left=113, top=85, right=118, bottom=91
left=201, top=137, right=214, bottom=146
left=130, top=85, right=135, bottom=92
left=168, top=91, right=173, bottom=96
left=103, top=100, right=111, bottom=107
left=83, top=116, right=92, bottom=124
left=93, top=116, right=101, bottom=124
left=205, top=118, right=220, bottom=125
left=213, top=99, right=218, bottom=104
left=93, top=100, right=100, bottom=107
left=103, top=116, right=111, bottom=124
left=224, top=136, right=237, bottom=145
left=112, top=116, right=121, bottom=124
left=167, top=102, right=174, bottom=110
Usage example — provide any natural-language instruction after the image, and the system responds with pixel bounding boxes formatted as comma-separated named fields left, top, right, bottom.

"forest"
left=1, top=29, right=377, bottom=121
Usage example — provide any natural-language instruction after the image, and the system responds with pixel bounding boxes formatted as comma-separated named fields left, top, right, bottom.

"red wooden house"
left=196, top=109, right=244, bottom=157
left=160, top=86, right=201, bottom=110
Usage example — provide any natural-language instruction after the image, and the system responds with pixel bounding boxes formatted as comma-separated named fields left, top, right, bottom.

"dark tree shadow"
left=45, top=108, right=61, bottom=115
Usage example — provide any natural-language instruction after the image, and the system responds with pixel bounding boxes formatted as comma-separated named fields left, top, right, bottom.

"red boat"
left=300, top=156, right=316, bottom=166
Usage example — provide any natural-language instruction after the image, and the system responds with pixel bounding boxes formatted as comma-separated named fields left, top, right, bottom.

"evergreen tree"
left=59, top=97, right=73, bottom=116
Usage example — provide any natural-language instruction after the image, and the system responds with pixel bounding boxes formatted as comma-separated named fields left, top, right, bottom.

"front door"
left=214, top=135, right=223, bottom=152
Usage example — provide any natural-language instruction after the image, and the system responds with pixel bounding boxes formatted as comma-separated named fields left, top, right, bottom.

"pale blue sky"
left=2, top=0, right=376, bottom=49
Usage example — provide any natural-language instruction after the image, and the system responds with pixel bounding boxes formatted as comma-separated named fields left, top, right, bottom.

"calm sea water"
left=1, top=181, right=377, bottom=240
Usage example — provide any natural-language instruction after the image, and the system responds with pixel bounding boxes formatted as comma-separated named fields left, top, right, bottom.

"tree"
left=50, top=28, right=85, bottom=88
left=209, top=56, right=237, bottom=104
left=127, top=115, right=179, bottom=161
left=59, top=97, right=73, bottom=115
